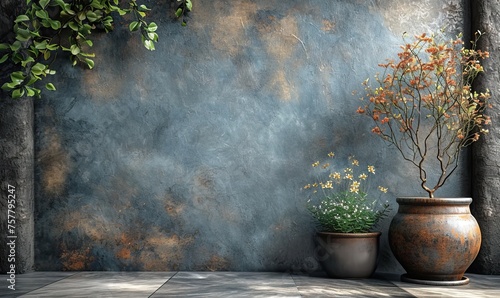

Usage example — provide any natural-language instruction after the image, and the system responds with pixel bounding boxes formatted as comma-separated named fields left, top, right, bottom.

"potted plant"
left=304, top=151, right=390, bottom=278
left=357, top=31, right=491, bottom=285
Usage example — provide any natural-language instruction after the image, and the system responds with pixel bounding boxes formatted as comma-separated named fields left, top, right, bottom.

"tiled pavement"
left=0, top=271, right=499, bottom=297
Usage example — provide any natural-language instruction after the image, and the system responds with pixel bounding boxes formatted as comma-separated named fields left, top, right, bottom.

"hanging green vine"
left=175, top=0, right=192, bottom=26
left=0, top=0, right=192, bottom=99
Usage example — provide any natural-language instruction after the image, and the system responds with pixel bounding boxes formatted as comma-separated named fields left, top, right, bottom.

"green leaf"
left=84, top=58, right=94, bottom=69
left=86, top=11, right=98, bottom=22
left=26, top=86, right=36, bottom=96
left=117, top=8, right=127, bottom=16
left=12, top=53, right=23, bottom=64
left=139, top=4, right=150, bottom=11
left=30, top=30, right=41, bottom=37
left=21, top=56, right=35, bottom=67
left=11, top=71, right=25, bottom=83
left=90, top=1, right=104, bottom=10
left=15, top=15, right=30, bottom=23
left=31, top=62, right=46, bottom=75
left=78, top=11, right=86, bottom=21
left=10, top=41, right=22, bottom=52
left=148, top=32, right=158, bottom=42
left=39, top=0, right=50, bottom=9
left=147, top=22, right=157, bottom=32
left=46, top=43, right=59, bottom=51
left=70, top=44, right=81, bottom=55
left=41, top=19, right=51, bottom=28
left=0, top=53, right=8, bottom=64
left=2, top=81, right=21, bottom=90
left=62, top=5, right=76, bottom=16
left=45, top=83, right=56, bottom=91
left=102, top=16, right=114, bottom=31
left=54, top=0, right=65, bottom=7
left=186, top=0, right=193, bottom=11
left=79, top=24, right=92, bottom=35
left=129, top=21, right=140, bottom=32
left=175, top=8, right=183, bottom=18
left=143, top=39, right=155, bottom=51
left=12, top=88, right=25, bottom=99
left=15, top=28, right=31, bottom=41
left=35, top=9, right=49, bottom=20
left=49, top=19, right=61, bottom=30
left=40, top=0, right=50, bottom=8
left=68, top=21, right=79, bottom=31
left=34, top=40, right=48, bottom=49
left=43, top=50, right=51, bottom=60
left=0, top=43, right=9, bottom=50
left=80, top=52, right=95, bottom=58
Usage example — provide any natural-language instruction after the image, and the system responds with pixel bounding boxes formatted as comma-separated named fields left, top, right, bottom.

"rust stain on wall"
left=204, top=255, right=231, bottom=271
left=116, top=247, right=132, bottom=260
left=138, top=229, right=195, bottom=271
left=207, top=2, right=257, bottom=56
left=60, top=211, right=107, bottom=242
left=321, top=19, right=336, bottom=33
left=164, top=196, right=185, bottom=218
left=80, top=39, right=125, bottom=101
left=269, top=69, right=294, bottom=102
left=113, top=232, right=142, bottom=267
left=60, top=245, right=94, bottom=271
left=38, top=128, right=71, bottom=196
left=258, top=15, right=299, bottom=61
left=82, top=71, right=124, bottom=101
left=191, top=167, right=217, bottom=209
left=258, top=15, right=301, bottom=101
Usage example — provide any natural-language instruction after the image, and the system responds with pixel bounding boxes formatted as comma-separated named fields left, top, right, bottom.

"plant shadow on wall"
left=0, top=0, right=192, bottom=99
left=357, top=31, right=491, bottom=285
left=302, top=151, right=391, bottom=278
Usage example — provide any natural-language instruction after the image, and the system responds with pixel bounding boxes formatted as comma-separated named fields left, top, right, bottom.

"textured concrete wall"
left=470, top=0, right=500, bottom=274
left=0, top=0, right=34, bottom=274
left=33, top=0, right=468, bottom=272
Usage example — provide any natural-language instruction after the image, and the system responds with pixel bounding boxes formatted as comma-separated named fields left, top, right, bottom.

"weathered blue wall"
left=34, top=0, right=469, bottom=271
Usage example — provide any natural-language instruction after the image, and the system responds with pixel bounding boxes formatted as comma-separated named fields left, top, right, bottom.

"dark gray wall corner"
left=470, top=0, right=500, bottom=274
left=0, top=0, right=34, bottom=274
left=0, top=100, right=35, bottom=274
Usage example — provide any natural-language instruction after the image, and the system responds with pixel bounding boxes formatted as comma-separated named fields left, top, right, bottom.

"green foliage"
left=175, top=0, right=192, bottom=26
left=0, top=0, right=188, bottom=99
left=304, top=152, right=390, bottom=233
left=308, top=191, right=390, bottom=233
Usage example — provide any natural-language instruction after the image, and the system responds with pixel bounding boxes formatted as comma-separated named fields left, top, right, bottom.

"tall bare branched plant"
left=357, top=31, right=491, bottom=198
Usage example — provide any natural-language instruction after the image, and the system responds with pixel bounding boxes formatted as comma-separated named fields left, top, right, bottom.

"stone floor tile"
left=0, top=271, right=498, bottom=297
left=292, top=273, right=415, bottom=297
left=0, top=271, right=77, bottom=298
left=19, top=272, right=174, bottom=298
left=151, top=272, right=300, bottom=297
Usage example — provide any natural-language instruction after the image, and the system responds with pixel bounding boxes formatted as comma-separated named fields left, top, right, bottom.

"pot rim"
left=397, top=197, right=472, bottom=205
left=316, top=231, right=381, bottom=238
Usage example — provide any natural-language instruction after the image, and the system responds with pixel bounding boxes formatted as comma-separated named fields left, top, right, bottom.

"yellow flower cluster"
left=304, top=151, right=387, bottom=195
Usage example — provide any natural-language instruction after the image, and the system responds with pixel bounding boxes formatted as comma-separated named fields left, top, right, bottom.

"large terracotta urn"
left=388, top=197, right=481, bottom=285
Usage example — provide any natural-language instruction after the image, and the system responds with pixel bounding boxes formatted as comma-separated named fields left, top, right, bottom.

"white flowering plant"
left=304, top=152, right=390, bottom=233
